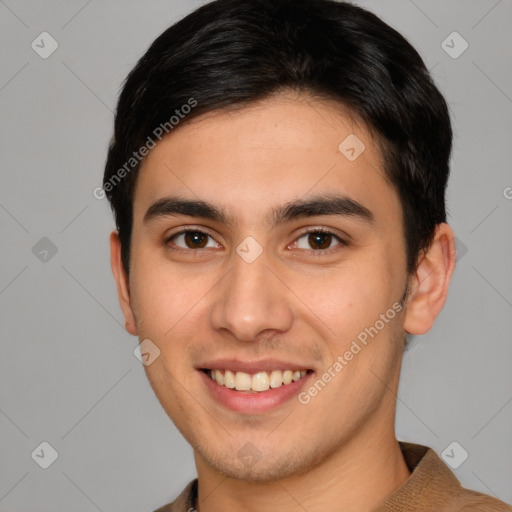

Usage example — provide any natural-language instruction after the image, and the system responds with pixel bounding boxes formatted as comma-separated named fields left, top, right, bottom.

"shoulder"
left=393, top=442, right=512, bottom=512
left=451, top=489, right=512, bottom=512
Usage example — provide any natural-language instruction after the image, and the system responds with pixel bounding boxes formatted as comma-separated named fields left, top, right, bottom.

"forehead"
left=133, top=93, right=398, bottom=229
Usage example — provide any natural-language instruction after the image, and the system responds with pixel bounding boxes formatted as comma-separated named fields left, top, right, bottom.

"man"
left=103, top=0, right=512, bottom=510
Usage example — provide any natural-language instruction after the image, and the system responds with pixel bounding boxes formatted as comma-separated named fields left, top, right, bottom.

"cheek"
left=309, top=261, right=393, bottom=332
left=128, top=244, right=208, bottom=341
left=301, top=262, right=404, bottom=389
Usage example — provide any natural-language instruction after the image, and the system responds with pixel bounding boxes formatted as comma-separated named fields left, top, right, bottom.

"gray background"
left=1, top=0, right=511, bottom=510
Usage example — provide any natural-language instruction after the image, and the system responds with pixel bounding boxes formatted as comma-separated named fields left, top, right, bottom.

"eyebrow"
left=143, top=193, right=374, bottom=228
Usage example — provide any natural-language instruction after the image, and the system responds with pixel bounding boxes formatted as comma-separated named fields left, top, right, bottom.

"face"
left=114, top=93, right=413, bottom=481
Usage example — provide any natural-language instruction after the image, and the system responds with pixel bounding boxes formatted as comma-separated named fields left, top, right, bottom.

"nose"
left=209, top=250, right=294, bottom=342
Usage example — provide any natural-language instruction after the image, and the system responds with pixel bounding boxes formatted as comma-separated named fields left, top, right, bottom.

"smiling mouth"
left=201, top=368, right=313, bottom=393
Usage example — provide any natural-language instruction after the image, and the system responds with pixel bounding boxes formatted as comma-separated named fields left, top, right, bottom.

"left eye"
left=168, top=230, right=219, bottom=250
left=293, top=231, right=344, bottom=251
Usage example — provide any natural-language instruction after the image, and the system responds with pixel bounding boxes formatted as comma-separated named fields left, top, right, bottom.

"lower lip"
left=199, top=370, right=313, bottom=414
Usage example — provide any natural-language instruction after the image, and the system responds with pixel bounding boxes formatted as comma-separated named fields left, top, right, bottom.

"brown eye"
left=183, top=231, right=208, bottom=248
left=308, top=232, right=333, bottom=250
left=294, top=230, right=343, bottom=251
left=167, top=230, right=218, bottom=250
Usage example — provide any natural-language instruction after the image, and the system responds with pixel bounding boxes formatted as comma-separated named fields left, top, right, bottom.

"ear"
left=403, top=223, right=457, bottom=335
left=110, top=230, right=138, bottom=336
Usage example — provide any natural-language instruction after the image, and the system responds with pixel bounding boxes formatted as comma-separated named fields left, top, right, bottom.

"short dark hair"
left=103, top=0, right=452, bottom=276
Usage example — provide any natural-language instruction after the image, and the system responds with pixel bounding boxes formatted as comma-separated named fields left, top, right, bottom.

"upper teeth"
left=209, top=369, right=307, bottom=392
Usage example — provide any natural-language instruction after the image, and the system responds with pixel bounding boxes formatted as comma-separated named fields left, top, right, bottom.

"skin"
left=110, top=92, right=456, bottom=512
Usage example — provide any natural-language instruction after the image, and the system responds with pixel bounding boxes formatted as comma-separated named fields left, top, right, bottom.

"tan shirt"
left=154, top=442, right=512, bottom=512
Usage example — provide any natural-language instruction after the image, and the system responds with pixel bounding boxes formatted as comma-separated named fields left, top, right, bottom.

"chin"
left=197, top=444, right=324, bottom=483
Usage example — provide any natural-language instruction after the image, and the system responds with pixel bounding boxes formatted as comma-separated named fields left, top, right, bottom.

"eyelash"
left=164, top=227, right=347, bottom=256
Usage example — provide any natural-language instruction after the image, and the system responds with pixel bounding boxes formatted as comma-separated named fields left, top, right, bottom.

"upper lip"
left=197, top=358, right=314, bottom=374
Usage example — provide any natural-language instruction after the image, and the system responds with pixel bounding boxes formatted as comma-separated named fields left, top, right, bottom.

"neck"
left=194, top=426, right=410, bottom=512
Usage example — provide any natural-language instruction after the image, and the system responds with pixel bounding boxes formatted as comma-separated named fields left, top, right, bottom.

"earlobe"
left=109, top=231, right=138, bottom=336
left=403, top=223, right=457, bottom=335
